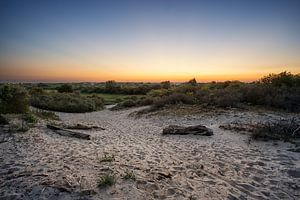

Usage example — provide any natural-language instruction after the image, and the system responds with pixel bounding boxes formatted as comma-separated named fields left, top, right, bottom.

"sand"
left=0, top=106, right=299, bottom=199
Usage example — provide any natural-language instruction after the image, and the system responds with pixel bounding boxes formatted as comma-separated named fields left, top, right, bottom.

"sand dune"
left=1, top=106, right=299, bottom=199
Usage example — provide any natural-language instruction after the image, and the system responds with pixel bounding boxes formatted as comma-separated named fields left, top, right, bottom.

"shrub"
left=97, top=174, right=116, bottom=188
left=187, top=78, right=197, bottom=86
left=30, top=93, right=104, bottom=113
left=240, top=84, right=300, bottom=112
left=123, top=171, right=136, bottom=181
left=23, top=112, right=38, bottom=124
left=251, top=119, right=300, bottom=141
left=137, top=97, right=154, bottom=106
left=29, top=87, right=45, bottom=95
left=33, top=110, right=59, bottom=120
left=210, top=88, right=242, bottom=108
left=160, top=81, right=171, bottom=89
left=194, top=89, right=210, bottom=104
left=152, top=93, right=194, bottom=109
left=0, top=114, right=8, bottom=125
left=57, top=84, right=73, bottom=93
left=147, top=89, right=172, bottom=97
left=260, top=71, right=300, bottom=87
left=120, top=100, right=136, bottom=107
left=99, top=154, right=115, bottom=163
left=0, top=85, right=29, bottom=114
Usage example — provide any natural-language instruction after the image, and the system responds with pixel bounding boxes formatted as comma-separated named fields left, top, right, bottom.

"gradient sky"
left=1, top=0, right=300, bottom=82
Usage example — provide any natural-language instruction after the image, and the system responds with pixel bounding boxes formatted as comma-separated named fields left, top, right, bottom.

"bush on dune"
left=0, top=84, right=29, bottom=114
left=57, top=84, right=73, bottom=93
left=31, top=93, right=104, bottom=113
left=152, top=93, right=194, bottom=109
left=251, top=119, right=300, bottom=141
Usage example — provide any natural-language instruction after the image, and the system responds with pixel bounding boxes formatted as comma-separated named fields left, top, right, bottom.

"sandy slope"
left=0, top=106, right=299, bottom=200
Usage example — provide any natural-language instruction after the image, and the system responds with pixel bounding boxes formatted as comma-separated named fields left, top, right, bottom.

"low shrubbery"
left=220, top=119, right=300, bottom=142
left=0, top=85, right=29, bottom=114
left=57, top=84, right=73, bottom=93
left=97, top=173, right=116, bottom=188
left=32, top=110, right=60, bottom=120
left=123, top=170, right=136, bottom=181
left=31, top=93, right=104, bottom=113
left=152, top=93, right=194, bottom=109
left=111, top=96, right=154, bottom=110
left=0, top=115, right=9, bottom=125
left=251, top=119, right=300, bottom=141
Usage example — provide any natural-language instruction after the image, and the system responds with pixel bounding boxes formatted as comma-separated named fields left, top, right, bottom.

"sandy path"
left=1, top=107, right=299, bottom=199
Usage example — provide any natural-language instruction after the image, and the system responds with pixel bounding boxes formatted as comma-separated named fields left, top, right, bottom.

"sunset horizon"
left=1, top=0, right=300, bottom=82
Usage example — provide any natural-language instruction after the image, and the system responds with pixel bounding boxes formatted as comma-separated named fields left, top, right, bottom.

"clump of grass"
left=99, top=154, right=115, bottom=163
left=32, top=110, right=59, bottom=120
left=23, top=112, right=38, bottom=124
left=220, top=118, right=300, bottom=142
left=251, top=119, right=300, bottom=142
left=97, top=173, right=116, bottom=188
left=122, top=170, right=136, bottom=181
left=9, top=123, right=29, bottom=132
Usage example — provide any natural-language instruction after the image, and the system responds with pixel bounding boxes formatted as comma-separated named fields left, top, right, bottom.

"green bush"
left=97, top=174, right=116, bottom=188
left=23, top=112, right=38, bottom=124
left=57, top=84, right=73, bottom=93
left=31, top=93, right=104, bottom=113
left=0, top=85, right=29, bottom=114
left=33, top=110, right=59, bottom=120
left=152, top=93, right=194, bottom=109
left=260, top=71, right=300, bottom=87
left=147, top=89, right=172, bottom=97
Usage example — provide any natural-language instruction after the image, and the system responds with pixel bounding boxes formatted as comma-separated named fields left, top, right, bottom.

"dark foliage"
left=0, top=114, right=8, bottom=125
left=0, top=85, right=29, bottom=114
left=57, top=84, right=73, bottom=93
left=152, top=93, right=194, bottom=109
left=251, top=119, right=300, bottom=141
left=31, top=93, right=103, bottom=113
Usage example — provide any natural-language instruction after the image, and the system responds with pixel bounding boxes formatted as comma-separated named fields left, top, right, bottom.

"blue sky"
left=1, top=0, right=300, bottom=82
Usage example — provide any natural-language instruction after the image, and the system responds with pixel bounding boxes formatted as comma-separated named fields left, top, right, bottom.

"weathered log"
left=65, top=123, right=105, bottom=130
left=47, top=124, right=91, bottom=140
left=162, top=125, right=213, bottom=136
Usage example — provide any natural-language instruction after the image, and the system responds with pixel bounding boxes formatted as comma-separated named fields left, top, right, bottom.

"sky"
left=0, top=0, right=300, bottom=82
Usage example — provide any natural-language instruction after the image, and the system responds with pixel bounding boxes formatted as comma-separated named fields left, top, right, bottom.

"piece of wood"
left=162, top=125, right=213, bottom=136
left=47, top=124, right=91, bottom=140
left=65, top=123, right=105, bottom=130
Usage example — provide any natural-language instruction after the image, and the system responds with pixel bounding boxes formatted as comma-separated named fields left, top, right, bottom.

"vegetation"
left=0, top=115, right=8, bottom=125
left=97, top=173, right=116, bottom=188
left=0, top=85, right=29, bottom=114
left=32, top=110, right=60, bottom=120
left=122, top=170, right=136, bottom=181
left=251, top=119, right=300, bottom=141
left=57, top=84, right=73, bottom=93
left=220, top=118, right=300, bottom=142
left=95, top=93, right=138, bottom=105
left=31, top=93, right=104, bottom=113
left=99, top=154, right=115, bottom=163
left=2, top=71, right=299, bottom=114
left=23, top=112, right=38, bottom=124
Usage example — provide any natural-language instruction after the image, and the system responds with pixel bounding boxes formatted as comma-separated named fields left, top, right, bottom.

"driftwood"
left=47, top=124, right=91, bottom=140
left=162, top=125, right=213, bottom=136
left=65, top=123, right=105, bottom=130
